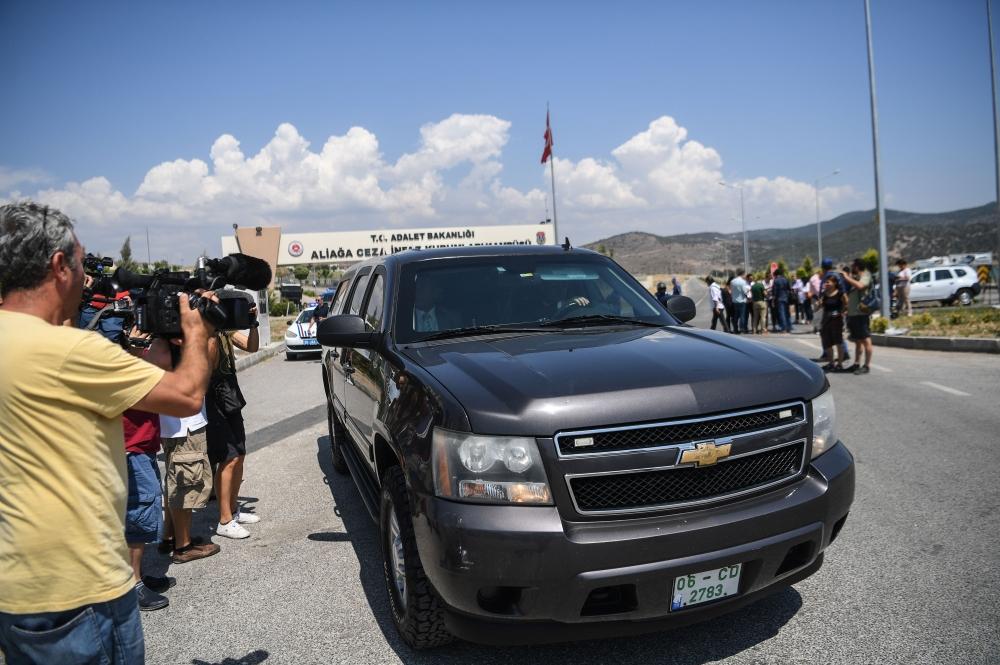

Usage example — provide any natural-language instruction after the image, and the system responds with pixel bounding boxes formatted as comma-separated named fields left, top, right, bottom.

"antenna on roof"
left=562, top=237, right=572, bottom=251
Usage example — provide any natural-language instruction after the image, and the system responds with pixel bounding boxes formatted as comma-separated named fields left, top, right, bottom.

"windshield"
left=296, top=309, right=314, bottom=324
left=395, top=254, right=675, bottom=343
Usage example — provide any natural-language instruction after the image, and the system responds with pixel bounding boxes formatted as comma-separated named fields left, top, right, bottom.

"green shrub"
left=871, top=317, right=888, bottom=334
left=912, top=313, right=934, bottom=328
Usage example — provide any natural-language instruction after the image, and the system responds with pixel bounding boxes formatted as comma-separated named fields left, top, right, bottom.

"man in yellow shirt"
left=0, top=202, right=216, bottom=664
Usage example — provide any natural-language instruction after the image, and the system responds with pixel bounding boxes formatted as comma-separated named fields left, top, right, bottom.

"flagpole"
left=547, top=104, right=559, bottom=243
left=549, top=150, right=559, bottom=243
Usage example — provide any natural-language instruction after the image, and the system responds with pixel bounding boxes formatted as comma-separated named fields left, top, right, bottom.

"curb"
left=870, top=333, right=1000, bottom=354
left=235, top=342, right=286, bottom=372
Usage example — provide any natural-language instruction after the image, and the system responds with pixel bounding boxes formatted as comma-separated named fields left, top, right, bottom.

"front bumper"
left=411, top=441, right=854, bottom=644
left=286, top=340, right=322, bottom=353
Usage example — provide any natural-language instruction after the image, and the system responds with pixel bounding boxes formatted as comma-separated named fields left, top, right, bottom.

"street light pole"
left=864, top=0, right=891, bottom=321
left=740, top=186, right=749, bottom=275
left=814, top=169, right=840, bottom=261
left=988, top=0, right=1000, bottom=303
left=719, top=181, right=749, bottom=275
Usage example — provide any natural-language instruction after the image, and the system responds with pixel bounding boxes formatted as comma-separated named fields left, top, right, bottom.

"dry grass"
left=268, top=315, right=294, bottom=343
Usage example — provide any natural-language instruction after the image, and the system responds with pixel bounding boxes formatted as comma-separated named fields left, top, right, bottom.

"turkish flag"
left=540, top=111, right=553, bottom=164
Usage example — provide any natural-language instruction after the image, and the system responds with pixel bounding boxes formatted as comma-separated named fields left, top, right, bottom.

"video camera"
left=81, top=253, right=272, bottom=338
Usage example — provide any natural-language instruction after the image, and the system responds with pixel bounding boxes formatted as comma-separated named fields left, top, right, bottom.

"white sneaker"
left=216, top=519, right=250, bottom=539
left=235, top=510, right=260, bottom=525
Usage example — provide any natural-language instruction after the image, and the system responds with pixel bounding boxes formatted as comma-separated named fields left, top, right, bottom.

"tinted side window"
left=953, top=268, right=967, bottom=277
left=934, top=269, right=952, bottom=281
left=331, top=280, right=350, bottom=314
left=349, top=273, right=371, bottom=316
left=364, top=274, right=385, bottom=331
left=912, top=271, right=929, bottom=283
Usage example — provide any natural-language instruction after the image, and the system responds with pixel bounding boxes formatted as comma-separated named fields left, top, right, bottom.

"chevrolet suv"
left=317, top=245, right=854, bottom=648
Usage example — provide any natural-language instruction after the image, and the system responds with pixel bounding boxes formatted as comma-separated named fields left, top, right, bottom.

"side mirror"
left=317, top=315, right=378, bottom=349
left=286, top=320, right=293, bottom=326
left=666, top=295, right=696, bottom=323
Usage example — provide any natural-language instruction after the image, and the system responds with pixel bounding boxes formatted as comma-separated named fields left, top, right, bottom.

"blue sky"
left=1, top=0, right=996, bottom=260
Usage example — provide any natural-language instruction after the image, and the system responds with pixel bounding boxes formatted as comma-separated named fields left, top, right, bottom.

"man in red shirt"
left=123, top=338, right=175, bottom=611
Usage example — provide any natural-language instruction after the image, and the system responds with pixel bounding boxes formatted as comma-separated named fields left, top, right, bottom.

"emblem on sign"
left=536, top=231, right=546, bottom=246
left=679, top=441, right=732, bottom=467
left=288, top=241, right=304, bottom=257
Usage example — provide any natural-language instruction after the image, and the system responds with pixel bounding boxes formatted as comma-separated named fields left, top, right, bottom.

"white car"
left=908, top=266, right=982, bottom=306
left=285, top=307, right=322, bottom=360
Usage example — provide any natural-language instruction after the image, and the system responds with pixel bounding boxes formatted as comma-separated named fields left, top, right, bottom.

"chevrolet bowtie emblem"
left=680, top=442, right=732, bottom=467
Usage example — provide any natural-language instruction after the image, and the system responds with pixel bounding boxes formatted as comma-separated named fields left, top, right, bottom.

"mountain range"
left=584, top=202, right=999, bottom=276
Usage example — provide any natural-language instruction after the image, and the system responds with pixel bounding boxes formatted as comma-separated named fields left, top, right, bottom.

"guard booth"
left=279, top=284, right=303, bottom=304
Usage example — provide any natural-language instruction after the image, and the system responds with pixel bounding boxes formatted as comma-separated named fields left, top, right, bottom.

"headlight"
left=285, top=327, right=299, bottom=339
left=811, top=389, right=837, bottom=460
left=432, top=428, right=553, bottom=505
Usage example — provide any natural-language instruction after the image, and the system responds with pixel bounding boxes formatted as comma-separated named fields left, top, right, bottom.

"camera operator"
left=0, top=201, right=215, bottom=664
left=207, top=305, right=260, bottom=539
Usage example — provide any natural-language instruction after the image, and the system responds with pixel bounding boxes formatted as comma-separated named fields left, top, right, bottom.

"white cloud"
left=2, top=115, right=858, bottom=262
left=0, top=166, right=49, bottom=190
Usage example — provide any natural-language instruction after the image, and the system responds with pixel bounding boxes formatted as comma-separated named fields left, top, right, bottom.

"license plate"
left=670, top=563, right=742, bottom=611
left=303, top=338, right=318, bottom=345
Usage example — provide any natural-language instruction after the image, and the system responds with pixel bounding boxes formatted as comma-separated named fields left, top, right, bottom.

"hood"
left=402, top=327, right=824, bottom=436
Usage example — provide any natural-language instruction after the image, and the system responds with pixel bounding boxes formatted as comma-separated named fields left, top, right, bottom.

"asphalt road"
left=139, top=285, right=1000, bottom=665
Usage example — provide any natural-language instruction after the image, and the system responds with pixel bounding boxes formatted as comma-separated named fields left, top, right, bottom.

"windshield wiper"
left=538, top=314, right=666, bottom=328
left=415, top=324, right=551, bottom=342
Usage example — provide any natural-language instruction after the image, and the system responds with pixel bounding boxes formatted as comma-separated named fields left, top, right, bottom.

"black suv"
left=317, top=245, right=854, bottom=648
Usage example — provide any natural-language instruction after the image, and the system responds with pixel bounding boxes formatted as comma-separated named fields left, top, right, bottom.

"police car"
left=285, top=307, right=323, bottom=360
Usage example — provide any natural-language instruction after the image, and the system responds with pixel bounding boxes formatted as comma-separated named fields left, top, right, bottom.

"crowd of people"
left=0, top=201, right=261, bottom=663
left=704, top=257, right=878, bottom=375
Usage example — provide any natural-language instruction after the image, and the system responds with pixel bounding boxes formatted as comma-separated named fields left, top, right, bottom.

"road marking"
left=869, top=362, right=893, bottom=373
left=920, top=381, right=971, bottom=397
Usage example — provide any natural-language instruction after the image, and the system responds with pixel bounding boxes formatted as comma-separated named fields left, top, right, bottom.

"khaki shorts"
left=162, top=427, right=213, bottom=510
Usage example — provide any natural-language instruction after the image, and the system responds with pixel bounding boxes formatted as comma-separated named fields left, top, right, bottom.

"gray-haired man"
left=0, top=201, right=216, bottom=664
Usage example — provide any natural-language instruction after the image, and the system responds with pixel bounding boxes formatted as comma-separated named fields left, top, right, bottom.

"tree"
left=801, top=256, right=814, bottom=276
left=118, top=236, right=136, bottom=272
left=861, top=248, right=879, bottom=274
left=152, top=259, right=170, bottom=272
left=293, top=265, right=310, bottom=282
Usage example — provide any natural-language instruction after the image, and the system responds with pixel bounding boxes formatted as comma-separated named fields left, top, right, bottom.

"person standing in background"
left=730, top=272, right=749, bottom=334
left=772, top=268, right=792, bottom=333
left=750, top=276, right=767, bottom=334
left=654, top=281, right=671, bottom=308
left=842, top=258, right=874, bottom=375
left=791, top=274, right=804, bottom=323
left=671, top=276, right=682, bottom=296
left=809, top=269, right=823, bottom=332
left=894, top=259, right=912, bottom=318
left=707, top=276, right=729, bottom=332
left=721, top=278, right=735, bottom=333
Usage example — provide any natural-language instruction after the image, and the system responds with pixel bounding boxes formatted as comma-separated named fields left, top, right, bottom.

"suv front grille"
left=568, top=440, right=806, bottom=514
left=557, top=403, right=804, bottom=456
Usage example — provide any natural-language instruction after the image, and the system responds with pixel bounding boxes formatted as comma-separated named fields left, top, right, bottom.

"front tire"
left=326, top=401, right=349, bottom=475
left=379, top=467, right=453, bottom=649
